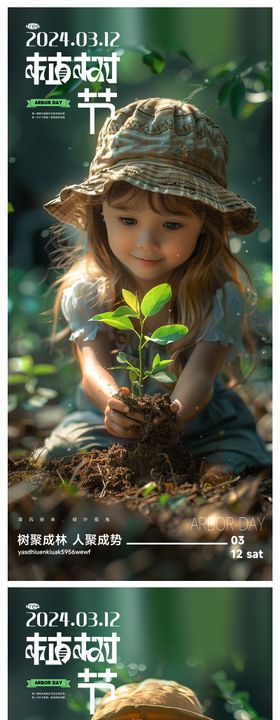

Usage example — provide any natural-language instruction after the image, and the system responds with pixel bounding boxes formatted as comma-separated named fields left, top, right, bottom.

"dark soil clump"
left=9, top=392, right=199, bottom=497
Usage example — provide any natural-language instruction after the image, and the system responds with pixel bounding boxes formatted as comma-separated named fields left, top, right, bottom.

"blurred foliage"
left=212, top=671, right=266, bottom=720
left=8, top=354, right=57, bottom=412
left=67, top=694, right=89, bottom=716
left=45, top=44, right=271, bottom=121
left=206, top=59, right=272, bottom=119
left=8, top=266, right=79, bottom=416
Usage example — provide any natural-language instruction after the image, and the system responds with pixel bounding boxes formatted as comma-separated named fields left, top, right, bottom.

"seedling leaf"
left=151, top=359, right=172, bottom=374
left=91, top=316, right=135, bottom=331
left=152, top=353, right=161, bottom=369
left=113, top=305, right=138, bottom=317
left=152, top=370, right=177, bottom=383
left=141, top=283, right=172, bottom=317
left=116, top=352, right=128, bottom=364
left=122, top=289, right=139, bottom=312
left=149, top=324, right=188, bottom=344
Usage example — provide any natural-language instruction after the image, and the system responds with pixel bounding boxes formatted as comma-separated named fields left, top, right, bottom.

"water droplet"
left=245, top=249, right=249, bottom=253
left=234, top=711, right=251, bottom=720
left=186, top=656, right=198, bottom=667
left=83, top=161, right=90, bottom=167
left=40, top=229, right=50, bottom=238
left=258, top=228, right=271, bottom=243
left=68, top=146, right=72, bottom=150
left=179, top=68, right=192, bottom=81
left=9, top=156, right=16, bottom=163
left=229, top=236, right=241, bottom=254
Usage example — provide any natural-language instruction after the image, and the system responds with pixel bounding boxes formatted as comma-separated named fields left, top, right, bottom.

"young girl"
left=39, top=97, right=271, bottom=473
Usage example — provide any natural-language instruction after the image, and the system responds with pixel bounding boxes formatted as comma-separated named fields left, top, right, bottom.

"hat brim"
left=44, top=157, right=258, bottom=236
left=93, top=703, right=214, bottom=720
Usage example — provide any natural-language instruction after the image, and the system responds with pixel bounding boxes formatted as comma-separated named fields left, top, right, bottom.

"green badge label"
left=27, top=678, right=71, bottom=688
left=26, top=99, right=70, bottom=108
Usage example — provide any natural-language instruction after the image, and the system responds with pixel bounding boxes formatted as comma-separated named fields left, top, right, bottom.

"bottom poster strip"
left=9, top=587, right=271, bottom=720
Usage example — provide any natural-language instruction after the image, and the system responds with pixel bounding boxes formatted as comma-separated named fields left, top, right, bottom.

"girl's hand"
left=104, top=395, right=145, bottom=439
left=152, top=398, right=184, bottom=429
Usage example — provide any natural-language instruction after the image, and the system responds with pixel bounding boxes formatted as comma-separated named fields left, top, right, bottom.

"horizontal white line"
left=126, top=542, right=228, bottom=546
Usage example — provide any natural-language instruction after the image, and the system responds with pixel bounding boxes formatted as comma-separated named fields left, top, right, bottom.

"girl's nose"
left=136, top=229, right=160, bottom=249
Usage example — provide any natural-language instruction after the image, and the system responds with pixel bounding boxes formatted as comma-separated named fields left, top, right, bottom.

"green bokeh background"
left=8, top=7, right=272, bottom=441
left=9, top=587, right=272, bottom=720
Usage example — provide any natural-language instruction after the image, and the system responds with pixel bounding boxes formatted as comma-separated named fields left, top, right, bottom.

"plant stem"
left=138, top=316, right=145, bottom=398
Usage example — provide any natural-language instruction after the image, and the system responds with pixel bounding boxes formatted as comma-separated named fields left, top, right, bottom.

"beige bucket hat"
left=44, top=97, right=258, bottom=235
left=91, top=679, right=214, bottom=720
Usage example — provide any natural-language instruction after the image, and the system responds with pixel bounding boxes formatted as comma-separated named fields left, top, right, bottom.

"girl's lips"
left=131, top=255, right=163, bottom=264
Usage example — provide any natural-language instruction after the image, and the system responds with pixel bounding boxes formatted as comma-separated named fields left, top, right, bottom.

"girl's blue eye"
left=120, top=217, right=136, bottom=225
left=163, top=221, right=183, bottom=230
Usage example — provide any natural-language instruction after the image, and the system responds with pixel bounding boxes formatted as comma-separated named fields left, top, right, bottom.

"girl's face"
left=102, top=188, right=204, bottom=291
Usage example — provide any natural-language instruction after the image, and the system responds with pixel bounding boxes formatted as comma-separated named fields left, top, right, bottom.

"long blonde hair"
left=51, top=181, right=255, bottom=382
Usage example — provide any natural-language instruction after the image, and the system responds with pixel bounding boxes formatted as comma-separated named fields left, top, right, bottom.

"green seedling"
left=91, top=283, right=188, bottom=398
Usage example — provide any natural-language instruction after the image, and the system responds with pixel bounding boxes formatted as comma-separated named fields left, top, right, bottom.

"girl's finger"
left=108, top=397, right=129, bottom=413
left=105, top=407, right=140, bottom=430
left=170, top=399, right=182, bottom=413
left=105, top=416, right=140, bottom=438
left=124, top=409, right=145, bottom=424
left=109, top=409, right=137, bottom=429
left=108, top=398, right=144, bottom=424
